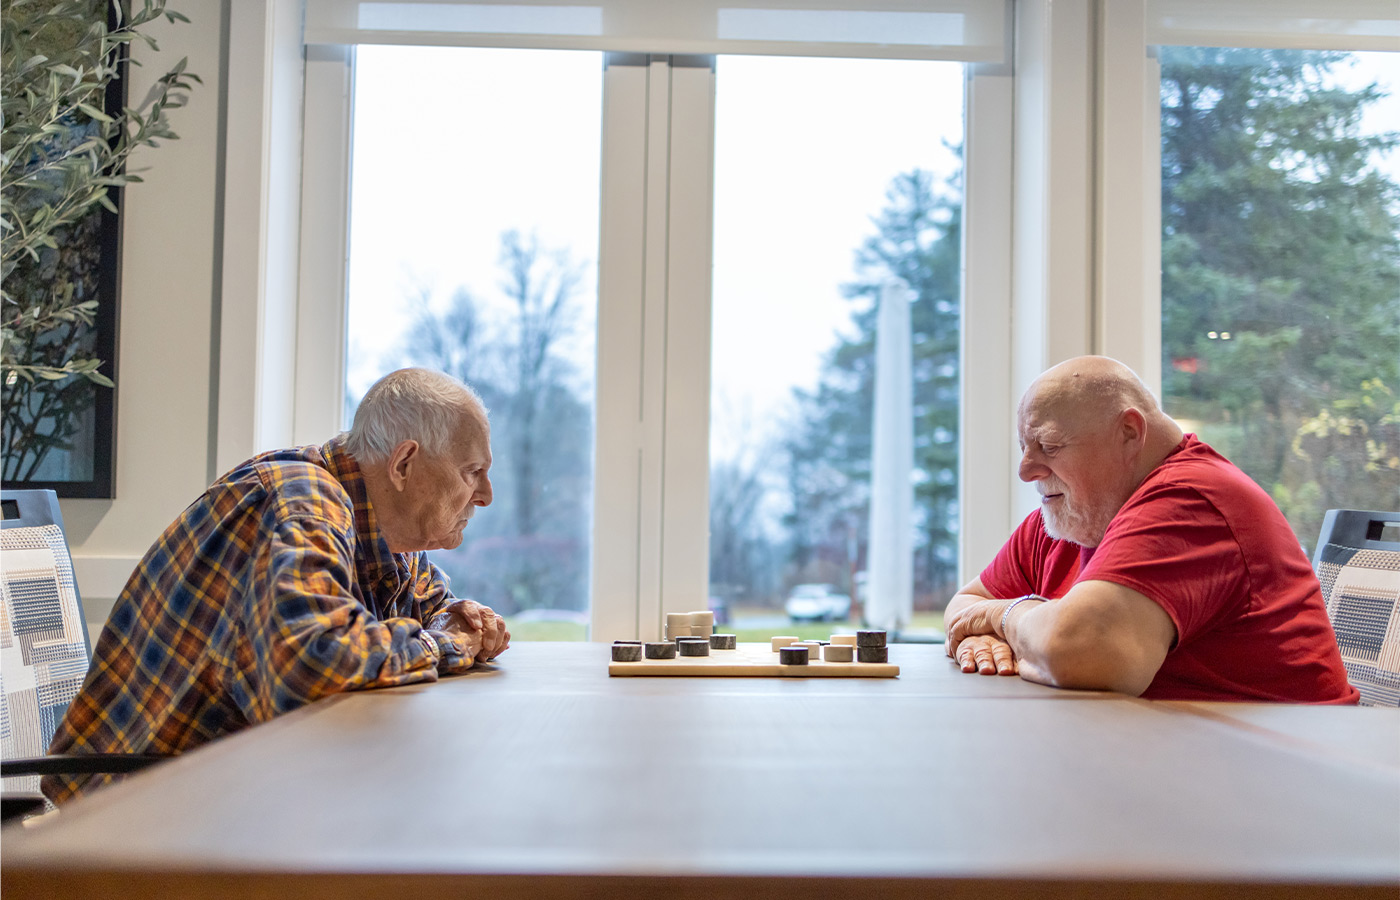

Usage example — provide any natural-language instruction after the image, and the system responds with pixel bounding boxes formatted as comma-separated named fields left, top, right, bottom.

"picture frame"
left=0, top=19, right=125, bottom=500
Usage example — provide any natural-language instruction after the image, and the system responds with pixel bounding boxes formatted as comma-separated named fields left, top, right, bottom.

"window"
left=344, top=46, right=602, bottom=638
left=1159, top=47, right=1400, bottom=550
left=708, top=56, right=964, bottom=635
left=294, top=3, right=1014, bottom=641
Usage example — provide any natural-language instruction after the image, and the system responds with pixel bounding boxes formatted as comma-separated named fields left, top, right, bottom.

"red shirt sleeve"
left=1078, top=483, right=1248, bottom=645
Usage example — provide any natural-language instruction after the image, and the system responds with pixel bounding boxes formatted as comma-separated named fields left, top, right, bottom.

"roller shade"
left=303, top=0, right=1010, bottom=61
left=1148, top=0, right=1400, bottom=52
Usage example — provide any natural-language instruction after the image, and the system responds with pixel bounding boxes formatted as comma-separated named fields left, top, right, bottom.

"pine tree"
left=785, top=164, right=962, bottom=602
left=1160, top=47, right=1400, bottom=543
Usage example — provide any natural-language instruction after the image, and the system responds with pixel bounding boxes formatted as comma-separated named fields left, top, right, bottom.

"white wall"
left=60, top=0, right=229, bottom=635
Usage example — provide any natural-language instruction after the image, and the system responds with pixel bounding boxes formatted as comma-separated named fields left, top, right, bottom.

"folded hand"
left=951, top=633, right=1018, bottom=675
left=430, top=599, right=512, bottom=661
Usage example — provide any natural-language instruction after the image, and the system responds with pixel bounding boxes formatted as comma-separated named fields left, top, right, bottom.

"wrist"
left=997, top=594, right=1046, bottom=641
left=418, top=631, right=443, bottom=665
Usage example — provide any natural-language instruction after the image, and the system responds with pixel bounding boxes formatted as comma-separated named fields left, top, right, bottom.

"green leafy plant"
left=1, top=0, right=197, bottom=482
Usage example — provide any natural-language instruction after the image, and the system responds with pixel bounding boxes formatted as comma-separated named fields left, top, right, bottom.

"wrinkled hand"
left=430, top=599, right=511, bottom=662
left=952, top=633, right=1018, bottom=675
left=944, top=598, right=1012, bottom=659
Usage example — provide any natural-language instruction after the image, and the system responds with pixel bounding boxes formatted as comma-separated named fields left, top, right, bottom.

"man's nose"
left=1019, top=450, right=1046, bottom=483
left=476, top=475, right=493, bottom=506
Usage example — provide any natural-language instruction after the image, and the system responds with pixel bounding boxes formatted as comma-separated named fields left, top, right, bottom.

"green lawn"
left=503, top=618, right=589, bottom=642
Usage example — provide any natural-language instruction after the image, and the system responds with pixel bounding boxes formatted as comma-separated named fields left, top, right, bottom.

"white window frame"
left=294, top=44, right=1014, bottom=641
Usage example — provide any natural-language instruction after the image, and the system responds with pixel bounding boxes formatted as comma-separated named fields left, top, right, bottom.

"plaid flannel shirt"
left=44, top=437, right=473, bottom=804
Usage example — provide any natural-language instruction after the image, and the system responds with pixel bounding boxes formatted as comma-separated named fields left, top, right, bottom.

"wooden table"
left=4, top=643, right=1398, bottom=900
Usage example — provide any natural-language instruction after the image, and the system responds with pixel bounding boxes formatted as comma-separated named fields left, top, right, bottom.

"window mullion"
left=593, top=55, right=715, bottom=642
left=294, top=44, right=355, bottom=446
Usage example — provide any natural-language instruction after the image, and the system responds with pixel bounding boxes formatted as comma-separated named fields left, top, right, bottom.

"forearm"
left=944, top=592, right=985, bottom=622
left=944, top=576, right=994, bottom=622
left=256, top=539, right=452, bottom=717
left=1003, top=598, right=1157, bottom=695
left=268, top=608, right=445, bottom=704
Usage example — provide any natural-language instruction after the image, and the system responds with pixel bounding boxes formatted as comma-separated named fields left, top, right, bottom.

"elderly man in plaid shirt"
left=45, top=368, right=510, bottom=804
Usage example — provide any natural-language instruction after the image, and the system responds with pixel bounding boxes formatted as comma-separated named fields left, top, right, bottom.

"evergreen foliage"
left=783, top=164, right=963, bottom=603
left=1159, top=47, right=1400, bottom=545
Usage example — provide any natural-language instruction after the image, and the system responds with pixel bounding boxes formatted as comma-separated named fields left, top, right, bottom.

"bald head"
left=1016, top=357, right=1183, bottom=547
left=345, top=368, right=488, bottom=465
left=1019, top=356, right=1169, bottom=431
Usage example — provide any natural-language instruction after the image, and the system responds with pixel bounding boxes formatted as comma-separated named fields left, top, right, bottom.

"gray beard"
left=1041, top=500, right=1118, bottom=548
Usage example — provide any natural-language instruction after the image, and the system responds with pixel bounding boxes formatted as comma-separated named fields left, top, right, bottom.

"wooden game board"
left=608, top=642, right=898, bottom=677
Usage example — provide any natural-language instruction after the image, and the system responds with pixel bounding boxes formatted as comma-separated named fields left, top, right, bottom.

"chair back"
left=1313, top=509, right=1400, bottom=707
left=0, top=490, right=93, bottom=795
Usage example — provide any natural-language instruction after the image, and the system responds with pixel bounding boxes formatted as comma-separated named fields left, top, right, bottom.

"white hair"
left=344, top=368, right=486, bottom=464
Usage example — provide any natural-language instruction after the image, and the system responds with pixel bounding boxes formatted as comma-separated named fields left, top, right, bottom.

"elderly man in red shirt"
left=946, top=355, right=1356, bottom=703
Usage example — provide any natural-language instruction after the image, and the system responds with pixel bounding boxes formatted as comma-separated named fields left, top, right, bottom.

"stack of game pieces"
left=665, top=610, right=717, bottom=641
left=689, top=610, right=715, bottom=641
left=856, top=630, right=888, bottom=663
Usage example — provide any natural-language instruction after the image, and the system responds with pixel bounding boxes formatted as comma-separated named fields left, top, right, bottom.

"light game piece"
left=823, top=644, right=854, bottom=663
left=691, top=624, right=715, bottom=639
left=797, top=640, right=824, bottom=658
left=830, top=634, right=857, bottom=646
left=666, top=614, right=692, bottom=639
left=771, top=636, right=800, bottom=651
left=688, top=610, right=715, bottom=627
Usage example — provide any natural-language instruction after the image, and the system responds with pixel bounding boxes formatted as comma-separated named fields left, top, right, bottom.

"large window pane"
left=1160, top=48, right=1400, bottom=551
left=709, top=56, right=964, bottom=637
left=345, top=47, right=601, bottom=639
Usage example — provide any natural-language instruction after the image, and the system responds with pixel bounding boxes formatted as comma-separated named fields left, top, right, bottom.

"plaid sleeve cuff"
left=419, top=628, right=475, bottom=674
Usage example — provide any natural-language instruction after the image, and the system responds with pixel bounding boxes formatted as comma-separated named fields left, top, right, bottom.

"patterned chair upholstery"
left=0, top=490, right=91, bottom=809
left=1312, top=509, right=1400, bottom=708
left=1, top=490, right=165, bottom=821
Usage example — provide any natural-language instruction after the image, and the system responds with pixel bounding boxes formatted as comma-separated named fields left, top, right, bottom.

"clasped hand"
left=945, top=599, right=1017, bottom=675
left=430, top=599, right=511, bottom=663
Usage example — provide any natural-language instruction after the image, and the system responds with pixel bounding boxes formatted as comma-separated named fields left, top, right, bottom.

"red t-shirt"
left=980, top=435, right=1357, bottom=703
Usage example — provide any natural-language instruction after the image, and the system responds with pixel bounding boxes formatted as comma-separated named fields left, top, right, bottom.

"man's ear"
left=1119, top=408, right=1148, bottom=453
left=386, top=439, right=420, bottom=491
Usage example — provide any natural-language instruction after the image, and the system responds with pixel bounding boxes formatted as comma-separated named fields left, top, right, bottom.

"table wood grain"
left=4, top=643, right=1397, bottom=900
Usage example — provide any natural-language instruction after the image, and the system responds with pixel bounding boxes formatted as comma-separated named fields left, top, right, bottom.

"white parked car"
left=784, top=583, right=851, bottom=622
